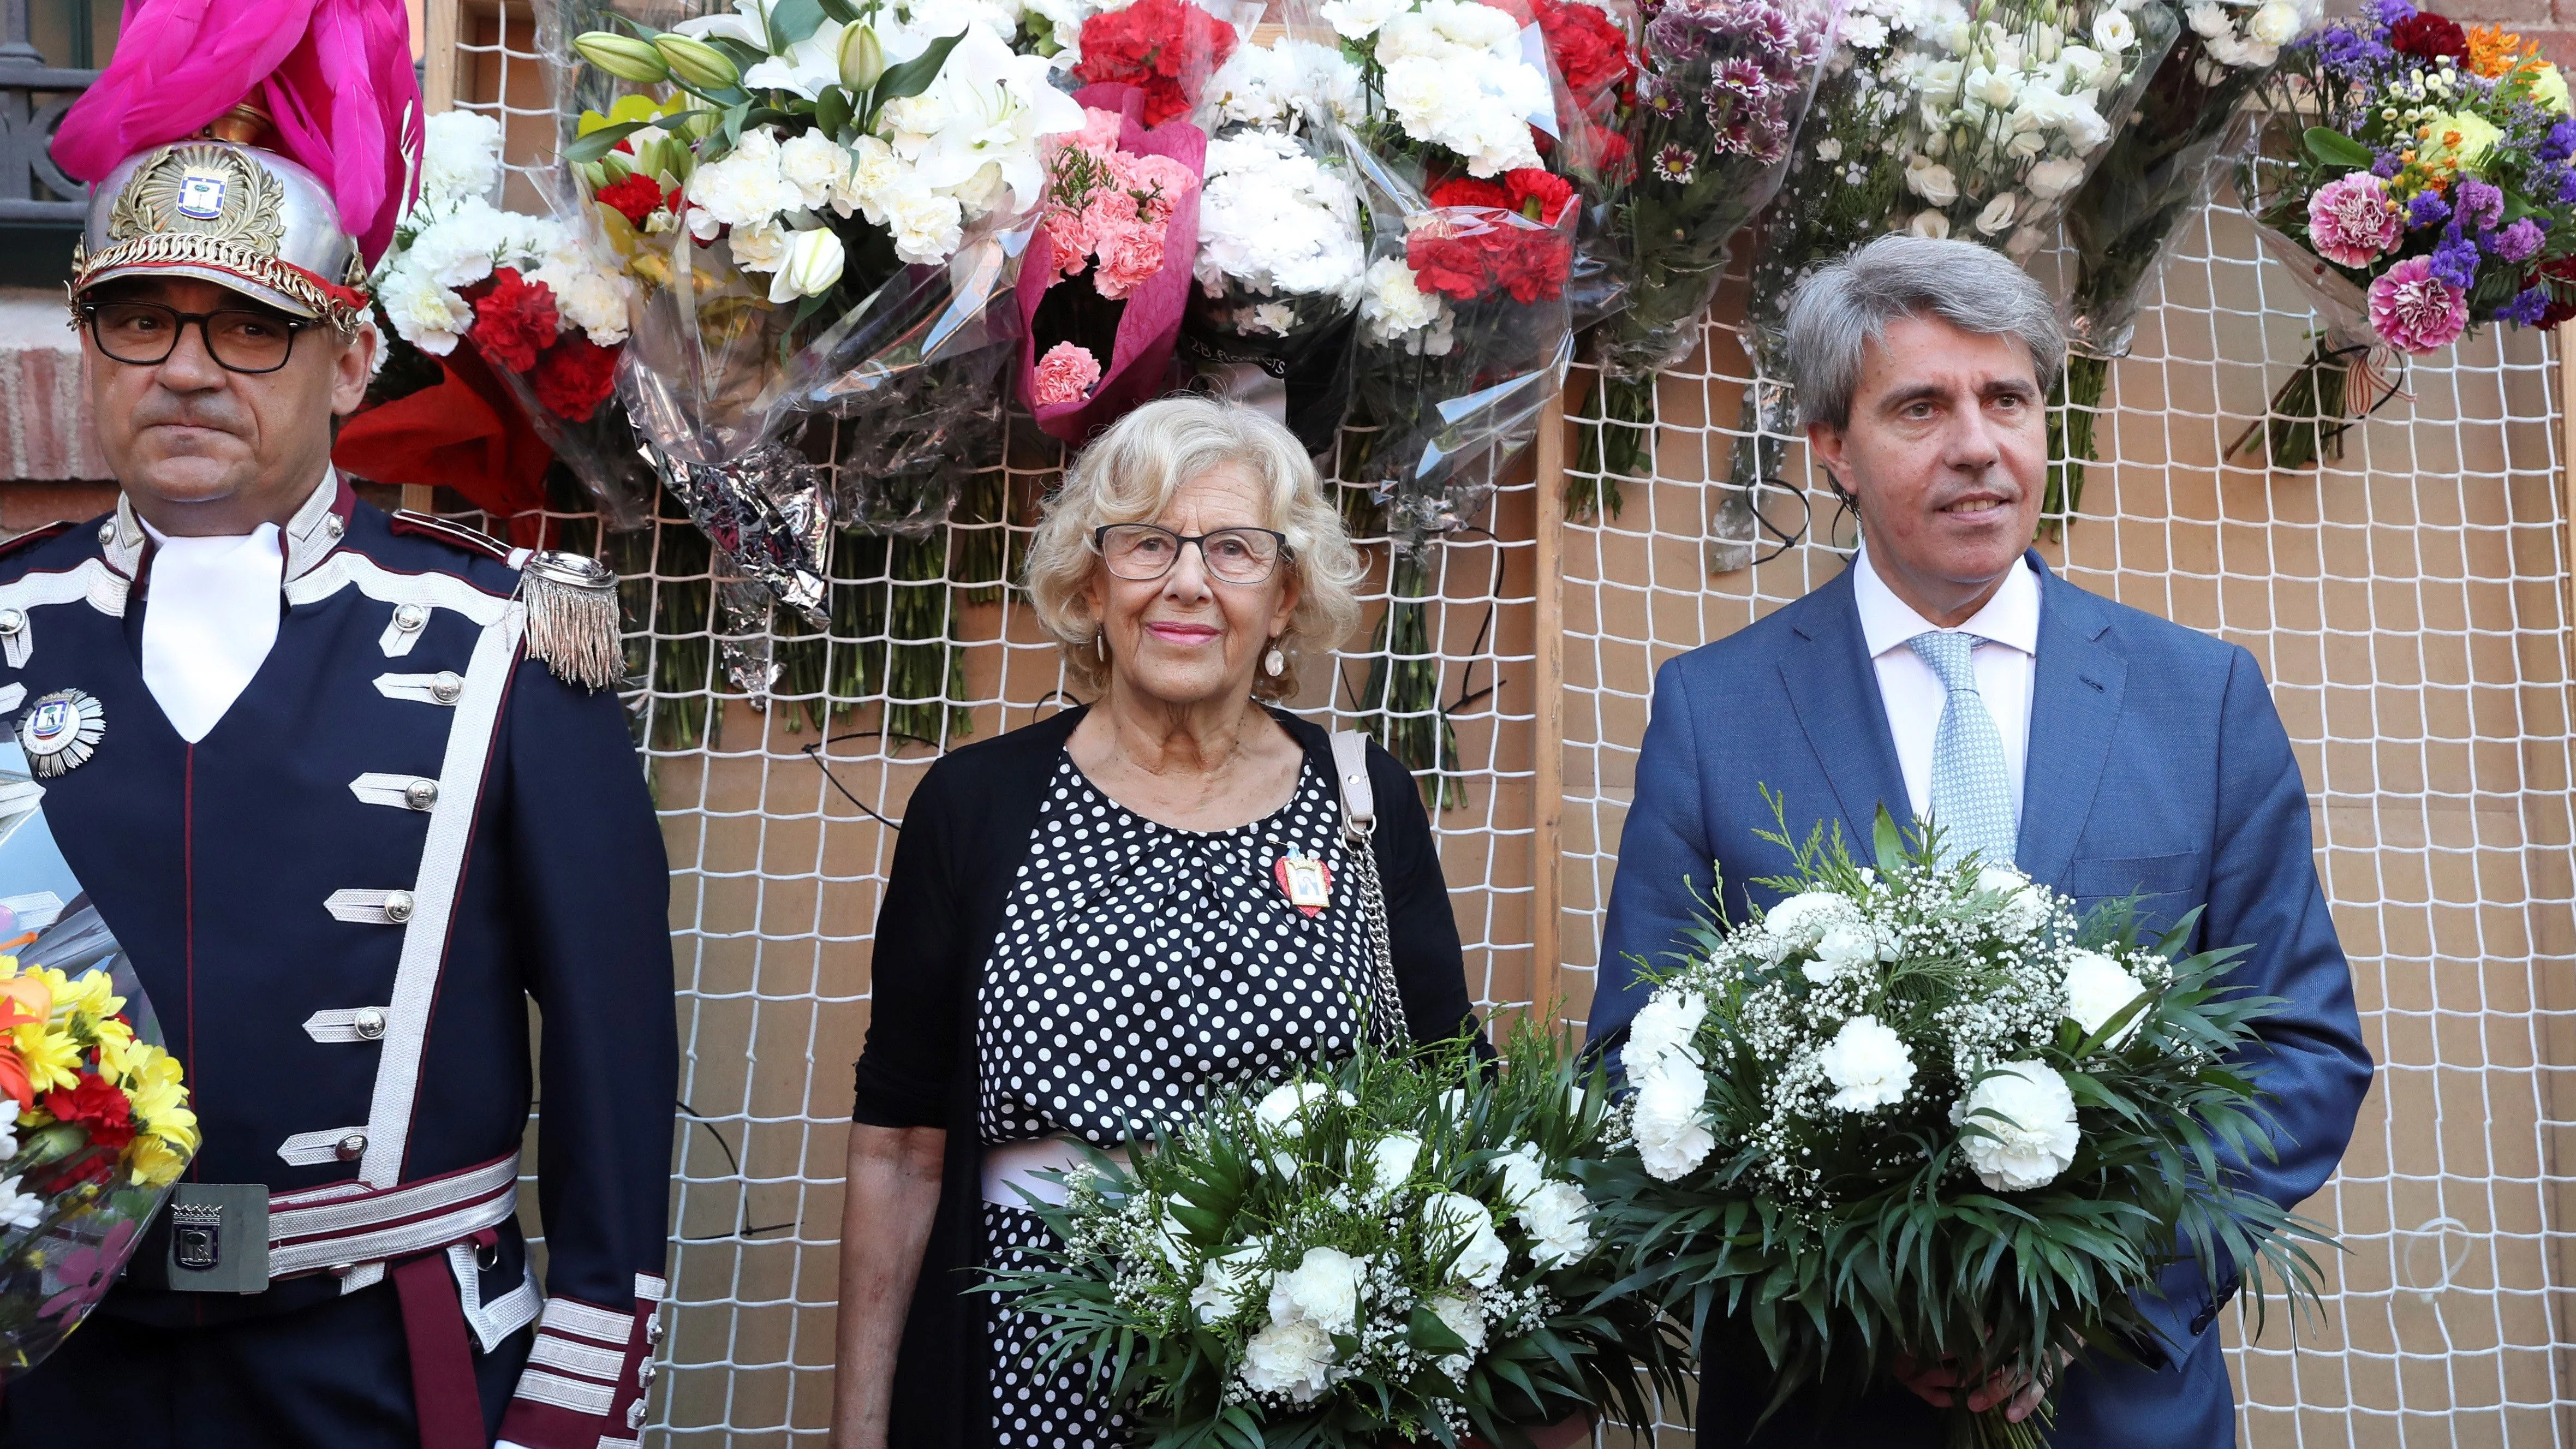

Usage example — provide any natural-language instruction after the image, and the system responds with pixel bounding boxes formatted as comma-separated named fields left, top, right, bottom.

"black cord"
left=673, top=1099, right=800, bottom=1240
left=801, top=731, right=944, bottom=832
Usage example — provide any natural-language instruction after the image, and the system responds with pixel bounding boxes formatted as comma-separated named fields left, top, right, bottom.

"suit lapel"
left=1778, top=568, right=1912, bottom=855
left=2017, top=557, right=2127, bottom=889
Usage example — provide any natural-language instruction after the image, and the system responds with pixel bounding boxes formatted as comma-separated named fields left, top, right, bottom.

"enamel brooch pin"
left=1274, top=851, right=1332, bottom=917
left=17, top=689, right=104, bottom=777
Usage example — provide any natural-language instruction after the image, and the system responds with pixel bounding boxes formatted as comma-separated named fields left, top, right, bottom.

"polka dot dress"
left=978, top=750, right=1376, bottom=1447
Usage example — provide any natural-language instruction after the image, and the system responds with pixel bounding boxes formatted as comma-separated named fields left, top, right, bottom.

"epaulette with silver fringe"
left=518, top=551, right=622, bottom=692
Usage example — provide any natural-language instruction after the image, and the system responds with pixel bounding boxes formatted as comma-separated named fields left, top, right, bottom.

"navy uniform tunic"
left=0, top=476, right=677, bottom=1449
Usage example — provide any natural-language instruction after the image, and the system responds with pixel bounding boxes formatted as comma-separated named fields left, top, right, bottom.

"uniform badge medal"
left=16, top=689, right=104, bottom=777
left=1274, top=850, right=1331, bottom=916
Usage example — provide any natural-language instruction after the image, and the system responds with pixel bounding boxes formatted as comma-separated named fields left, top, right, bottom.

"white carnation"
left=1239, top=1316, right=1337, bottom=1400
left=1804, top=922, right=1881, bottom=983
left=1320, top=0, right=1411, bottom=39
left=1818, top=1014, right=1916, bottom=1112
left=1517, top=1180, right=1594, bottom=1268
left=404, top=201, right=505, bottom=289
left=880, top=184, right=965, bottom=265
left=2062, top=949, right=2149, bottom=1046
left=1628, top=1055, right=1714, bottom=1181
left=1422, top=1192, right=1509, bottom=1290
left=0, top=1101, right=20, bottom=1163
left=1958, top=1060, right=2080, bottom=1190
left=1255, top=1081, right=1356, bottom=1137
left=1191, top=1247, right=1262, bottom=1323
left=528, top=260, right=632, bottom=345
left=1358, top=257, right=1454, bottom=354
left=419, top=109, right=503, bottom=210
left=1268, top=1245, right=1364, bottom=1334
left=688, top=128, right=801, bottom=228
left=378, top=263, right=473, bottom=354
left=1625, top=989, right=1707, bottom=1070
left=1492, top=1143, right=1547, bottom=1208
left=1763, top=890, right=1858, bottom=947
left=1196, top=132, right=1365, bottom=301
left=779, top=130, right=854, bottom=212
left=729, top=217, right=794, bottom=273
left=1366, top=1131, right=1424, bottom=1198
left=1428, top=1290, right=1486, bottom=1379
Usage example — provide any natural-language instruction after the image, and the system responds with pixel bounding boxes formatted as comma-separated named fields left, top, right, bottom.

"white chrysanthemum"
left=1268, top=1245, right=1364, bottom=1334
left=1957, top=1061, right=2080, bottom=1191
left=1818, top=1014, right=1916, bottom=1112
left=1422, top=1192, right=1509, bottom=1290
left=419, top=109, right=504, bottom=210
left=1625, top=988, right=1707, bottom=1069
left=1191, top=1247, right=1261, bottom=1323
left=1428, top=1290, right=1486, bottom=1380
left=1195, top=132, right=1365, bottom=301
left=1239, top=1316, right=1337, bottom=1400
left=2062, top=949, right=2149, bottom=1046
left=0, top=1175, right=41, bottom=1231
left=1628, top=1055, right=1715, bottom=1181
left=1517, top=1180, right=1594, bottom=1268
left=378, top=263, right=473, bottom=354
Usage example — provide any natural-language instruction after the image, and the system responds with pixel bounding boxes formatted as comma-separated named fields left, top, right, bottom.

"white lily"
left=673, top=0, right=779, bottom=52
left=742, top=19, right=847, bottom=99
left=882, top=26, right=1084, bottom=218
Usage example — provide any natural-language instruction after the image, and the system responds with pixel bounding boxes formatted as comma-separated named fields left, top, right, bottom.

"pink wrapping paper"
left=1015, top=82, right=1204, bottom=446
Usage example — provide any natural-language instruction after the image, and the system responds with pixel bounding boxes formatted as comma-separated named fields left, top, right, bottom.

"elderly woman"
left=829, top=397, right=1480, bottom=1449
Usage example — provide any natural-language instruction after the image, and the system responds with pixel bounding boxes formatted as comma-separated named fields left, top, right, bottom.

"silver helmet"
left=71, top=110, right=368, bottom=335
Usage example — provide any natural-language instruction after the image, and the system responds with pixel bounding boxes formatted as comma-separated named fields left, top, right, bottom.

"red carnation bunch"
left=1531, top=0, right=1635, bottom=100
left=2389, top=10, right=2468, bottom=61
left=1074, top=0, right=1239, bottom=127
left=533, top=335, right=622, bottom=422
left=469, top=268, right=562, bottom=374
left=595, top=171, right=673, bottom=229
left=42, top=1075, right=135, bottom=1153
left=1408, top=171, right=1579, bottom=303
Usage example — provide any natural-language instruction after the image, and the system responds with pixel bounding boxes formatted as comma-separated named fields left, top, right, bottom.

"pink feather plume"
left=52, top=0, right=424, bottom=265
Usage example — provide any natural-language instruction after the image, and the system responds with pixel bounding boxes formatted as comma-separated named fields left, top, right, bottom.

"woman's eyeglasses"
left=80, top=300, right=310, bottom=375
left=1094, top=524, right=1291, bottom=585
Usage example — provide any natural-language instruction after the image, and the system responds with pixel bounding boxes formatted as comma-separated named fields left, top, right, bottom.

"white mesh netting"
left=438, top=14, right=2576, bottom=1440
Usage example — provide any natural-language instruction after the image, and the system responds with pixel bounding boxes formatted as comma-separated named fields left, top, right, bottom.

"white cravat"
left=138, top=515, right=286, bottom=744
left=1850, top=546, right=2043, bottom=830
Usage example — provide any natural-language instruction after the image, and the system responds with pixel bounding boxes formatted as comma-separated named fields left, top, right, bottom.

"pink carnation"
left=1033, top=342, right=1104, bottom=406
left=2368, top=254, right=2470, bottom=354
left=1074, top=108, right=1124, bottom=153
left=1043, top=205, right=1098, bottom=278
left=1093, top=223, right=1167, bottom=300
left=2307, top=173, right=2401, bottom=269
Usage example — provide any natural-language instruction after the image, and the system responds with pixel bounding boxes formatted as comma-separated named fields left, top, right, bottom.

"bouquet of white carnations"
left=986, top=1027, right=1686, bottom=1448
left=1184, top=37, right=1373, bottom=454
left=562, top=0, right=1081, bottom=616
left=373, top=109, right=655, bottom=525
left=1592, top=801, right=2329, bottom=1449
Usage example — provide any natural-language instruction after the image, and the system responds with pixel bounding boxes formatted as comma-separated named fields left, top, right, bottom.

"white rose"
left=1627, top=1055, right=1714, bottom=1181
left=1239, top=1316, right=1337, bottom=1400
left=1422, top=1192, right=1510, bottom=1290
left=729, top=217, right=793, bottom=273
left=1904, top=155, right=1959, bottom=206
left=2023, top=156, right=2088, bottom=200
left=1268, top=1245, right=1364, bottom=1334
left=1818, top=1014, right=1916, bottom=1112
left=2184, top=1, right=2228, bottom=38
left=1957, top=1061, right=2080, bottom=1191
left=1907, top=210, right=1953, bottom=238
left=1973, top=192, right=2019, bottom=236
left=778, top=130, right=853, bottom=212
left=1367, top=1132, right=1424, bottom=1198
left=1190, top=1247, right=1262, bottom=1323
left=2063, top=949, right=2150, bottom=1046
left=769, top=225, right=845, bottom=303
left=1625, top=989, right=1707, bottom=1069
left=1516, top=1180, right=1594, bottom=1268
left=2246, top=0, right=2300, bottom=43
left=1428, top=1290, right=1487, bottom=1379
left=2093, top=8, right=2136, bottom=50
left=2057, top=42, right=2108, bottom=86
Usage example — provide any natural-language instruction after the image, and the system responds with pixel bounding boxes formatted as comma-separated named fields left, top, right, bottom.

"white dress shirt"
left=135, top=475, right=332, bottom=743
left=1850, top=545, right=2043, bottom=829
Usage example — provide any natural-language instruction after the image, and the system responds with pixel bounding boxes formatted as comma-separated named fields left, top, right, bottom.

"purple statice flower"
left=2372, top=150, right=2404, bottom=178
left=2559, top=169, right=2576, bottom=204
left=2407, top=192, right=2451, bottom=230
left=2454, top=178, right=2506, bottom=231
left=2545, top=121, right=2576, bottom=164
left=2369, top=0, right=2416, bottom=27
left=2501, top=284, right=2553, bottom=325
left=2488, top=217, right=2546, bottom=262
left=2430, top=224, right=2482, bottom=290
left=2311, top=23, right=2394, bottom=79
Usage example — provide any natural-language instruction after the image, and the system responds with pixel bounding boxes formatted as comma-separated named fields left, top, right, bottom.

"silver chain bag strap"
left=1331, top=730, right=1409, bottom=1048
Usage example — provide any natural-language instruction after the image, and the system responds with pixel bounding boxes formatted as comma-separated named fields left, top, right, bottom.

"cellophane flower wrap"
left=1578, top=0, right=1838, bottom=520
left=372, top=108, right=655, bottom=527
left=982, top=1025, right=1688, bottom=1448
left=1721, top=0, right=2172, bottom=541
left=0, top=773, right=197, bottom=1378
left=2232, top=2, right=2576, bottom=469
left=1592, top=802, right=2328, bottom=1449
left=1016, top=84, right=1207, bottom=443
left=1531, top=0, right=1645, bottom=333
left=557, top=0, right=1082, bottom=615
left=2040, top=0, right=2319, bottom=521
left=1185, top=37, right=1373, bottom=453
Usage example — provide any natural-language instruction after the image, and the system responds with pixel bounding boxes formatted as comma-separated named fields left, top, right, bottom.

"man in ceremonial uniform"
left=0, top=4, right=678, bottom=1445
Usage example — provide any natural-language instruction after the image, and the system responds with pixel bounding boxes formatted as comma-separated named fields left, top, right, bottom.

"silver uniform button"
left=383, top=890, right=415, bottom=923
left=431, top=672, right=463, bottom=704
left=637, top=1361, right=657, bottom=1387
left=353, top=1007, right=387, bottom=1040
left=0, top=610, right=23, bottom=636
left=404, top=779, right=439, bottom=811
left=323, top=516, right=344, bottom=539
left=335, top=1132, right=367, bottom=1161
left=627, top=1402, right=647, bottom=1431
left=97, top=522, right=114, bottom=545
left=393, top=604, right=428, bottom=632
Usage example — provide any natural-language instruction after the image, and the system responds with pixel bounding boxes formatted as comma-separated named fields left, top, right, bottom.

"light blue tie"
left=1905, top=630, right=2017, bottom=868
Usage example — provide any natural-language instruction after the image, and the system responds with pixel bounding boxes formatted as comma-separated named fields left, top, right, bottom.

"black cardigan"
left=848, top=703, right=1480, bottom=1449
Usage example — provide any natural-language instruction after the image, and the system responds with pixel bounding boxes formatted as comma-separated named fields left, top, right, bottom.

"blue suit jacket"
left=1588, top=552, right=2372, bottom=1448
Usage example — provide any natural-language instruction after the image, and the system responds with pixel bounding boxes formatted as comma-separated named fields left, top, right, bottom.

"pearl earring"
left=1096, top=633, right=1108, bottom=663
left=1263, top=644, right=1286, bottom=678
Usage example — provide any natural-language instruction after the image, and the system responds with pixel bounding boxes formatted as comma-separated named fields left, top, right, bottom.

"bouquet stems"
left=1570, top=374, right=1654, bottom=521
left=2231, top=335, right=2362, bottom=472
left=610, top=501, right=718, bottom=754
left=2043, top=353, right=2111, bottom=535
left=885, top=532, right=972, bottom=749
left=1358, top=552, right=1463, bottom=812
left=950, top=469, right=1012, bottom=607
left=1948, top=1405, right=2054, bottom=1449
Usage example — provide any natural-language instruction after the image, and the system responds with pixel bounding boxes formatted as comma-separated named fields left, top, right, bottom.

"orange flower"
left=0, top=976, right=50, bottom=1111
left=2466, top=25, right=2536, bottom=78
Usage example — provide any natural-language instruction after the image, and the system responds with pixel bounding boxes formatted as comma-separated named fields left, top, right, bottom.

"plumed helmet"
left=71, top=106, right=370, bottom=332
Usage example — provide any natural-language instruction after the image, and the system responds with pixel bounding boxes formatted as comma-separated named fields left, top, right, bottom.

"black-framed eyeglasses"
left=1093, top=524, right=1291, bottom=585
left=80, top=300, right=310, bottom=375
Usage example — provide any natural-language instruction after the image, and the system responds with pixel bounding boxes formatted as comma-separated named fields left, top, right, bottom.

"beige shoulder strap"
left=1330, top=729, right=1375, bottom=839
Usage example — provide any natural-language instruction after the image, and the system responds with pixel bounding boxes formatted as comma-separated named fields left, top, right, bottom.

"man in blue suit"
left=1587, top=235, right=2372, bottom=1446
